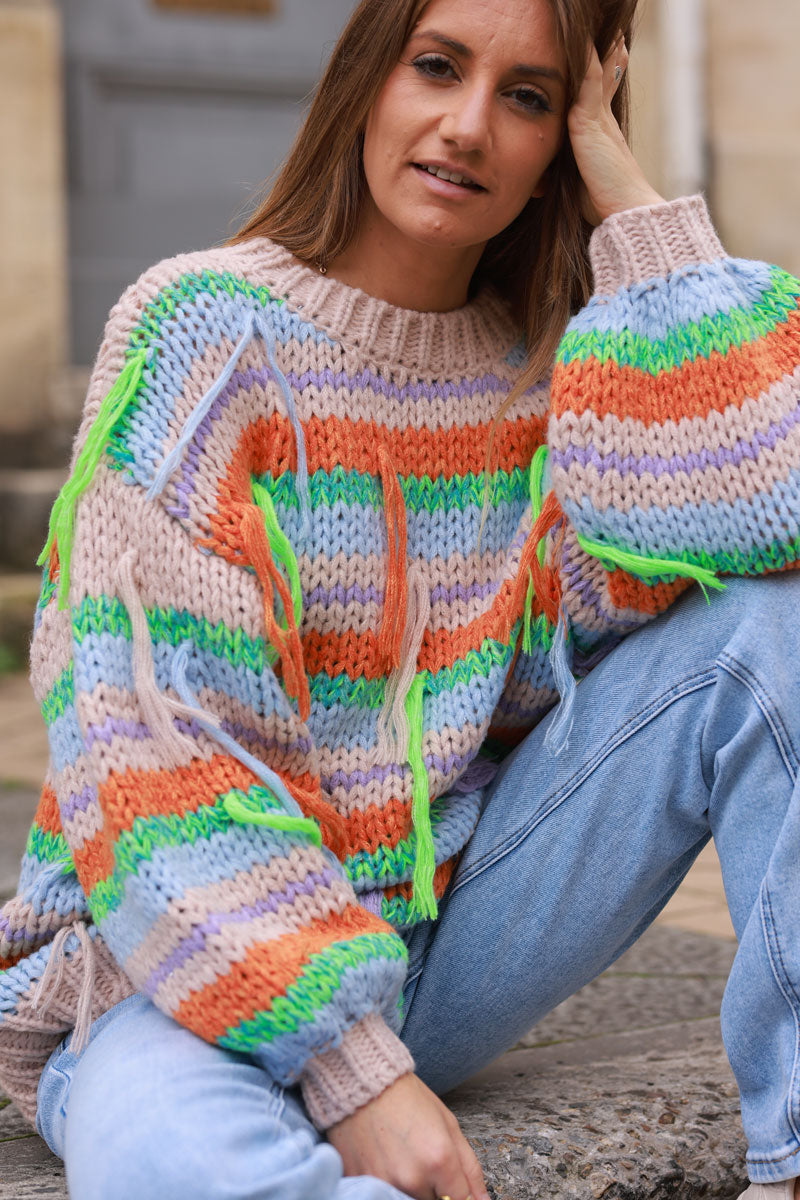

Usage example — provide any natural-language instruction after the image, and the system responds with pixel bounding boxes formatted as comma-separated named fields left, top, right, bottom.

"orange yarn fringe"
left=377, top=445, right=409, bottom=673
left=240, top=506, right=311, bottom=722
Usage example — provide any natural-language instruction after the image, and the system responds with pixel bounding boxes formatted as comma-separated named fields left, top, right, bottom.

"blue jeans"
left=36, top=576, right=800, bottom=1195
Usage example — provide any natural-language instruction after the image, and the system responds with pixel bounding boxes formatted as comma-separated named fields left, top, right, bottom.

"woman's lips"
left=412, top=163, right=486, bottom=194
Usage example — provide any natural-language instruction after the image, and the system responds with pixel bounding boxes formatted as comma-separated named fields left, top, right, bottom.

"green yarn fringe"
left=405, top=673, right=437, bottom=921
left=222, top=790, right=322, bottom=847
left=574, top=531, right=726, bottom=600
left=38, top=349, right=149, bottom=609
left=251, top=478, right=303, bottom=626
left=522, top=445, right=551, bottom=653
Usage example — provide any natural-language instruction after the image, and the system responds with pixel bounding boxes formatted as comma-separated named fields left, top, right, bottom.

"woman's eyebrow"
left=408, top=29, right=565, bottom=86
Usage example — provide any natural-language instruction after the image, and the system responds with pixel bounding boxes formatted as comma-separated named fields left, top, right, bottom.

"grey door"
left=60, top=0, right=356, bottom=363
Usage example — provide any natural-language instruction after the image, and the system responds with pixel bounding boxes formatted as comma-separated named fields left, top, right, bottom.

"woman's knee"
left=59, top=1001, right=342, bottom=1199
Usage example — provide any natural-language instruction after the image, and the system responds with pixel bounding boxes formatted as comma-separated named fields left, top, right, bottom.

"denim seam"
left=717, top=652, right=799, bottom=784
left=450, top=668, right=716, bottom=893
left=748, top=879, right=800, bottom=1162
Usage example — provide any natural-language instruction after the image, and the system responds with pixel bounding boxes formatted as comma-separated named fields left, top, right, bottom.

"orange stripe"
left=606, top=570, right=692, bottom=617
left=551, top=308, right=800, bottom=425
left=174, top=905, right=385, bottom=1041
left=205, top=411, right=546, bottom=484
left=74, top=756, right=320, bottom=893
left=34, top=784, right=62, bottom=838
left=305, top=414, right=545, bottom=478
left=303, top=582, right=515, bottom=682
left=342, top=795, right=413, bottom=856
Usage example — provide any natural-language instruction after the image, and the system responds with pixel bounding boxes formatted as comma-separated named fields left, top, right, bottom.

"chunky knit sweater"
left=2, top=196, right=800, bottom=1130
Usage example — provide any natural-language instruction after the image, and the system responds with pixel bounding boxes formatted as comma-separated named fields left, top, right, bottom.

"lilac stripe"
left=285, top=366, right=512, bottom=404
left=61, top=785, right=96, bottom=823
left=0, top=914, right=27, bottom=943
left=425, top=749, right=473, bottom=777
left=306, top=582, right=384, bottom=608
left=85, top=716, right=151, bottom=750
left=143, top=866, right=339, bottom=996
left=430, top=579, right=500, bottom=606
left=323, top=763, right=404, bottom=790
left=553, top=404, right=800, bottom=481
left=323, top=748, right=474, bottom=793
left=306, top=578, right=501, bottom=611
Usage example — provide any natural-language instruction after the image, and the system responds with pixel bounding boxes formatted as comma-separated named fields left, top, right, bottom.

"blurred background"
left=0, top=0, right=797, bottom=936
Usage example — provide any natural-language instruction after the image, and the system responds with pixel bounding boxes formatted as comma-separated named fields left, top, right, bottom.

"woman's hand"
left=327, top=1072, right=490, bottom=1200
left=568, top=37, right=665, bottom=225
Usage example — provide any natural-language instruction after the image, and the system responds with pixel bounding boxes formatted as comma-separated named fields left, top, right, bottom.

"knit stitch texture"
left=2, top=195, right=800, bottom=1129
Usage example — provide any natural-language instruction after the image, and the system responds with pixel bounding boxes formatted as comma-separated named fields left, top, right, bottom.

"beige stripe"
left=126, top=845, right=336, bottom=982
left=151, top=875, right=353, bottom=1014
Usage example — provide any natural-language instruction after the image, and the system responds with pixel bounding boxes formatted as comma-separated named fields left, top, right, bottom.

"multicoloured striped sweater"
left=2, top=195, right=800, bottom=1129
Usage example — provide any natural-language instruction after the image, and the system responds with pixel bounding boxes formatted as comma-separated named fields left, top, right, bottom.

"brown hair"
left=232, top=0, right=640, bottom=391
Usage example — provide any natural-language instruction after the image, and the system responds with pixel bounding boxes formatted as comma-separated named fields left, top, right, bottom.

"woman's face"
left=361, top=0, right=567, bottom=262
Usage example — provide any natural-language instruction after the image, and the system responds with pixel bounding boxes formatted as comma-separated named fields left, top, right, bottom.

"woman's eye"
left=412, top=54, right=456, bottom=80
left=508, top=86, right=553, bottom=115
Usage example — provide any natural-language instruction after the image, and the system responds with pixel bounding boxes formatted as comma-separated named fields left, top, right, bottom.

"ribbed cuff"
left=300, top=1012, right=415, bottom=1130
left=590, top=194, right=725, bottom=294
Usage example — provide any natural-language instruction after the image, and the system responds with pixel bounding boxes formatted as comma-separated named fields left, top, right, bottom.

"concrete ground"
left=0, top=663, right=743, bottom=1198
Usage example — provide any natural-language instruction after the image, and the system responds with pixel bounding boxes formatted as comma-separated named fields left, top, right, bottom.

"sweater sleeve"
left=30, top=266, right=413, bottom=1129
left=548, top=195, right=800, bottom=635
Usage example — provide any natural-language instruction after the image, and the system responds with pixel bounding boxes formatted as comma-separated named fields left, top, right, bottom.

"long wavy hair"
left=232, top=0, right=640, bottom=392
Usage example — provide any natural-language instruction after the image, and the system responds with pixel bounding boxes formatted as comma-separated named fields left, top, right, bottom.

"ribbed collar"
left=243, top=238, right=520, bottom=375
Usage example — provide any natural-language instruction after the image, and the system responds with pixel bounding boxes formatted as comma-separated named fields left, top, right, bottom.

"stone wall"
left=631, top=0, right=800, bottom=273
left=0, top=0, right=67, bottom=460
left=707, top=0, right=800, bottom=274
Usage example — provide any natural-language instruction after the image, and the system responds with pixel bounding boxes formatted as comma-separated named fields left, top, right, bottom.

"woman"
left=1, top=0, right=799, bottom=1196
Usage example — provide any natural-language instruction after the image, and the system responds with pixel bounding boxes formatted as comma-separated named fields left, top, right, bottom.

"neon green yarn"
left=574, top=531, right=725, bottom=600
left=251, top=479, right=303, bottom=626
left=405, top=672, right=437, bottom=921
left=222, top=791, right=322, bottom=847
left=522, top=445, right=551, bottom=652
left=38, top=349, right=149, bottom=609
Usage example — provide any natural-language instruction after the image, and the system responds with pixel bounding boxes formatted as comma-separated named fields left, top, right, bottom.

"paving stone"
left=0, top=926, right=746, bottom=1199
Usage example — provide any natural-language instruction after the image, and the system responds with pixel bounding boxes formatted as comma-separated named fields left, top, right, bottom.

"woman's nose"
left=437, top=86, right=493, bottom=153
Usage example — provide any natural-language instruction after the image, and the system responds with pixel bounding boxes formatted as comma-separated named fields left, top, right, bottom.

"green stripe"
left=309, top=672, right=386, bottom=710
left=26, top=826, right=73, bottom=870
left=557, top=267, right=800, bottom=373
left=72, top=595, right=276, bottom=671
left=219, top=931, right=407, bottom=1051
left=41, top=663, right=75, bottom=728
left=308, top=638, right=516, bottom=711
left=38, top=569, right=57, bottom=613
left=88, top=785, right=303, bottom=922
left=344, top=803, right=445, bottom=887
left=254, top=465, right=528, bottom=516
left=594, top=533, right=800, bottom=583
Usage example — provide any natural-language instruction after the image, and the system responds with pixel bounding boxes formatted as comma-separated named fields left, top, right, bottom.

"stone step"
left=0, top=925, right=746, bottom=1199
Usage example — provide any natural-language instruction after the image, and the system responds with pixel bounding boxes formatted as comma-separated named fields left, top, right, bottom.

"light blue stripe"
left=99, top=823, right=300, bottom=959
left=74, top=632, right=134, bottom=694
left=562, top=463, right=800, bottom=562
left=123, top=290, right=335, bottom=488
left=47, top=705, right=85, bottom=773
left=566, top=259, right=779, bottom=340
